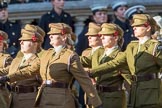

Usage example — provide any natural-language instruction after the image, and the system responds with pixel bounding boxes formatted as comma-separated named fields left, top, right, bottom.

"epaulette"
left=84, top=48, right=92, bottom=51
left=150, top=39, right=158, bottom=43
left=131, top=40, right=139, bottom=43
left=65, top=48, right=74, bottom=55
left=48, top=48, right=53, bottom=50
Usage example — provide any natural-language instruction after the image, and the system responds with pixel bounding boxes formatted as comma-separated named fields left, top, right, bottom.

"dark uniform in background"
left=75, top=4, right=108, bottom=56
left=111, top=1, right=137, bottom=51
left=39, top=3, right=73, bottom=49
left=0, top=1, right=21, bottom=58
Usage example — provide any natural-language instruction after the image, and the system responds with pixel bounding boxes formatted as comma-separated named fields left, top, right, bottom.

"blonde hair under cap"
left=47, top=23, right=71, bottom=35
left=99, top=23, right=123, bottom=38
left=132, top=14, right=159, bottom=34
left=48, top=23, right=75, bottom=46
left=85, top=22, right=101, bottom=36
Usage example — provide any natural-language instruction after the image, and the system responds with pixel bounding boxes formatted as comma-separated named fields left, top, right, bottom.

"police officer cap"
left=19, top=28, right=42, bottom=42
left=99, top=23, right=124, bottom=38
left=90, top=4, right=108, bottom=14
left=124, top=5, right=146, bottom=19
left=153, top=15, right=162, bottom=29
left=85, top=22, right=101, bottom=36
left=47, top=23, right=71, bottom=35
left=111, top=1, right=128, bottom=11
left=0, top=30, right=8, bottom=41
left=0, top=0, right=8, bottom=9
left=24, top=24, right=45, bottom=42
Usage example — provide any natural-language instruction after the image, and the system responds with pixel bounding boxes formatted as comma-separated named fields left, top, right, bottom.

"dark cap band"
left=0, top=2, right=8, bottom=9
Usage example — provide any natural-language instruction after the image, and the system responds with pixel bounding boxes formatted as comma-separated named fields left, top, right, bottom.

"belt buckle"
left=45, top=80, right=52, bottom=85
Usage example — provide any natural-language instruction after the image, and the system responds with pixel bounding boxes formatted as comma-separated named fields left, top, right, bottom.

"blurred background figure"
left=75, top=3, right=108, bottom=56
left=152, top=15, right=162, bottom=40
left=124, top=5, right=146, bottom=24
left=75, top=3, right=108, bottom=108
left=39, top=0, right=74, bottom=50
left=0, top=0, right=21, bottom=58
left=112, top=1, right=137, bottom=51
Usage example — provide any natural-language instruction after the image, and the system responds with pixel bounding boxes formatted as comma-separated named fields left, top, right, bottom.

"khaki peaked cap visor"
left=24, top=24, right=45, bottom=38
left=85, top=22, right=101, bottom=36
left=19, top=29, right=42, bottom=42
left=131, top=14, right=157, bottom=27
left=47, top=23, right=71, bottom=35
left=99, top=23, right=124, bottom=38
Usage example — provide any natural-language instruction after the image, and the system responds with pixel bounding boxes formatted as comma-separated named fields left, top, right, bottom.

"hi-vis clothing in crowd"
left=0, top=53, right=12, bottom=108
left=35, top=47, right=102, bottom=108
left=92, top=39, right=162, bottom=108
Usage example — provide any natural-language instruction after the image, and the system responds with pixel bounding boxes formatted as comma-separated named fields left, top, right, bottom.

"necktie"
left=100, top=54, right=107, bottom=63
left=20, top=58, right=26, bottom=66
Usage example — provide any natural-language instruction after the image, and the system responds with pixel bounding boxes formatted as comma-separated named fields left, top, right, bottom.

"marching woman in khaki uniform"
left=80, top=22, right=103, bottom=108
left=0, top=30, right=12, bottom=108
left=35, top=23, right=102, bottom=108
left=81, top=23, right=128, bottom=108
left=16, top=24, right=46, bottom=58
left=0, top=24, right=44, bottom=108
left=90, top=14, right=162, bottom=108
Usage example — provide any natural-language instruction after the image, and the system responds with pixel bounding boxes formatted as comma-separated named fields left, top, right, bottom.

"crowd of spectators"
left=9, top=0, right=80, bottom=4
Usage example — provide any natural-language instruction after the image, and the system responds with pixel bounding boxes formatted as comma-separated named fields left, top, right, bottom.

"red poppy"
left=0, top=35, right=3, bottom=41
left=97, top=34, right=101, bottom=37
left=144, top=22, right=150, bottom=27
left=61, top=29, right=66, bottom=35
left=114, top=31, right=119, bottom=37
left=32, top=35, right=37, bottom=42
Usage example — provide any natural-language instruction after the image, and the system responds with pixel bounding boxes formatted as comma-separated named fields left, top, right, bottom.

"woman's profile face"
left=49, top=34, right=66, bottom=47
left=133, top=25, right=148, bottom=38
left=20, top=40, right=36, bottom=53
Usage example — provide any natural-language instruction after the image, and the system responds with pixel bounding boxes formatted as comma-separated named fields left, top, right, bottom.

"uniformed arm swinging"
left=70, top=53, right=102, bottom=107
left=91, top=51, right=127, bottom=77
left=0, top=58, right=40, bottom=83
left=80, top=55, right=92, bottom=68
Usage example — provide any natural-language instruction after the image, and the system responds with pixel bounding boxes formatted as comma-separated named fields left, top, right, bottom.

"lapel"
left=19, top=54, right=37, bottom=69
left=99, top=47, right=119, bottom=64
left=49, top=47, right=67, bottom=65
left=133, top=44, right=139, bottom=57
left=135, top=40, right=150, bottom=59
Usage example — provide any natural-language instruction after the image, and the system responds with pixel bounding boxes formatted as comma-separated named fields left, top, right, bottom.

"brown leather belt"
left=132, top=73, right=158, bottom=82
left=96, top=85, right=122, bottom=92
left=11, top=86, right=38, bottom=93
left=43, top=81, right=68, bottom=88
